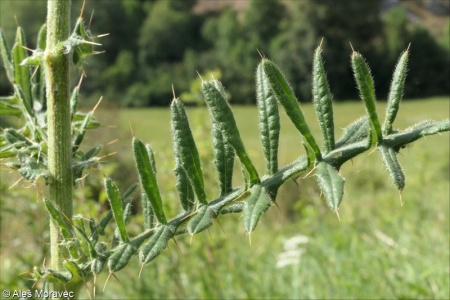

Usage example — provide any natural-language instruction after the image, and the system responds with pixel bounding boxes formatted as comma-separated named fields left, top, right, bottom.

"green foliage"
left=1, top=1, right=449, bottom=106
left=1, top=1, right=449, bottom=297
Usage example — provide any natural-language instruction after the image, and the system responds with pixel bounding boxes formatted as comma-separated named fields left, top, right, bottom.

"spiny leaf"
left=243, top=184, right=274, bottom=234
left=0, top=142, right=19, bottom=158
left=139, top=225, right=175, bottom=264
left=5, top=128, right=32, bottom=146
left=37, top=23, right=47, bottom=51
left=63, top=260, right=83, bottom=284
left=324, top=139, right=370, bottom=170
left=187, top=205, right=215, bottom=234
left=19, top=50, right=43, bottom=66
left=133, top=137, right=167, bottom=224
left=383, top=119, right=450, bottom=150
left=13, top=27, right=32, bottom=106
left=72, top=112, right=100, bottom=129
left=107, top=243, right=136, bottom=273
left=43, top=198, right=72, bottom=240
left=312, top=45, right=335, bottom=154
left=114, top=202, right=133, bottom=241
left=0, top=95, right=22, bottom=117
left=70, top=85, right=80, bottom=120
left=351, top=51, right=382, bottom=144
left=72, top=111, right=93, bottom=153
left=39, top=268, right=71, bottom=284
left=256, top=62, right=280, bottom=175
left=211, top=124, right=235, bottom=196
left=384, top=49, right=409, bottom=134
left=171, top=98, right=207, bottom=205
left=202, top=80, right=260, bottom=185
left=73, top=223, right=96, bottom=259
left=32, top=24, right=47, bottom=106
left=335, top=116, right=370, bottom=148
left=187, top=188, right=250, bottom=235
left=303, top=142, right=316, bottom=168
left=378, top=145, right=405, bottom=191
left=261, top=59, right=322, bottom=160
left=14, top=84, right=33, bottom=118
left=91, top=257, right=106, bottom=275
left=19, top=157, right=49, bottom=182
left=211, top=80, right=235, bottom=195
left=70, top=18, right=96, bottom=67
left=315, top=162, right=345, bottom=212
left=0, top=28, right=14, bottom=82
left=174, top=164, right=195, bottom=211
left=105, top=178, right=129, bottom=243
left=91, top=183, right=138, bottom=245
left=142, top=190, right=155, bottom=229
left=384, top=50, right=408, bottom=134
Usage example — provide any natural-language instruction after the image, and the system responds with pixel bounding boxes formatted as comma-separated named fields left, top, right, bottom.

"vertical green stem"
left=44, top=0, right=72, bottom=277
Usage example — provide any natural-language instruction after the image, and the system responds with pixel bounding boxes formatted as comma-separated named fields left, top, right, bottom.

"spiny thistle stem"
left=44, top=0, right=72, bottom=286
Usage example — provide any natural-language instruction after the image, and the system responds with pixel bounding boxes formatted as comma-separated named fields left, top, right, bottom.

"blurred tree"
left=2, top=0, right=448, bottom=106
left=272, top=0, right=384, bottom=102
left=138, top=0, right=202, bottom=64
left=244, top=0, right=285, bottom=47
left=383, top=6, right=409, bottom=60
left=406, top=26, right=450, bottom=97
left=0, top=0, right=46, bottom=96
left=167, top=0, right=197, bottom=11
left=439, top=19, right=450, bottom=51
left=269, top=1, right=316, bottom=102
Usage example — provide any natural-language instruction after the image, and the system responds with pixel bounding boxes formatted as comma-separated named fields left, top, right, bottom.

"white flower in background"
left=276, top=235, right=309, bottom=268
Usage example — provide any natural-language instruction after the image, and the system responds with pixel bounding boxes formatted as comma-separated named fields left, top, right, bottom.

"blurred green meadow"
left=1, top=98, right=449, bottom=299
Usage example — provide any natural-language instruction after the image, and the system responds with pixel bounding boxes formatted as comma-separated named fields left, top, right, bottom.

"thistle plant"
left=1, top=0, right=449, bottom=298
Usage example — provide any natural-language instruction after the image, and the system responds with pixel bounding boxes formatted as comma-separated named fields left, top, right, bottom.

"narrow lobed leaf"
left=141, top=190, right=155, bottom=229
left=351, top=51, right=383, bottom=144
left=104, top=178, right=129, bottom=243
left=5, top=128, right=32, bottom=146
left=14, top=84, right=34, bottom=118
left=312, top=45, right=335, bottom=154
left=72, top=111, right=92, bottom=153
left=187, top=205, right=215, bottom=234
left=43, top=198, right=72, bottom=240
left=139, top=224, right=175, bottom=265
left=378, top=145, right=405, bottom=191
left=256, top=62, right=280, bottom=175
left=212, top=123, right=235, bottom=196
left=202, top=80, right=260, bottom=185
left=261, top=59, right=322, bottom=160
left=335, top=116, right=370, bottom=148
left=133, top=137, right=167, bottom=224
left=315, top=162, right=345, bottom=212
left=107, top=242, right=137, bottom=273
left=36, top=24, right=47, bottom=51
left=243, top=184, right=274, bottom=234
left=114, top=202, right=133, bottom=241
left=383, top=49, right=409, bottom=134
left=171, top=98, right=207, bottom=205
left=32, top=24, right=47, bottom=107
left=210, top=80, right=235, bottom=195
left=72, top=112, right=100, bottom=129
left=63, top=260, right=83, bottom=285
left=70, top=17, right=95, bottom=68
left=70, top=86, right=80, bottom=120
left=73, top=223, right=96, bottom=259
left=383, top=119, right=450, bottom=151
left=0, top=28, right=14, bottom=82
left=13, top=27, right=32, bottom=106
left=0, top=95, right=22, bottom=117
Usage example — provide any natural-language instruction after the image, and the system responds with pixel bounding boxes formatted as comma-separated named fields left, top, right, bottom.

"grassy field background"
left=1, top=98, right=449, bottom=299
